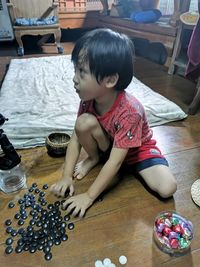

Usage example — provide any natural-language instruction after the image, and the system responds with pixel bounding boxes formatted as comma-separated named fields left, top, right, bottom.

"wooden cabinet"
left=55, top=0, right=101, bottom=28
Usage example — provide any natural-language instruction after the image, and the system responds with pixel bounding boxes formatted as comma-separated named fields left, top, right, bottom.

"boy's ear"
left=104, top=74, right=119, bottom=88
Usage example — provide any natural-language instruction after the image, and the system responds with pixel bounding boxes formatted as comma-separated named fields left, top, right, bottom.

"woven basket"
left=45, top=132, right=70, bottom=157
left=180, top=12, right=199, bottom=26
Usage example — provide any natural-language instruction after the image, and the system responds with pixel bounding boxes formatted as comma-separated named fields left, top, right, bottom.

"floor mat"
left=0, top=55, right=187, bottom=148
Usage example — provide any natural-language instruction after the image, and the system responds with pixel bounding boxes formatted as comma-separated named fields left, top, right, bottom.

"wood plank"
left=0, top=147, right=200, bottom=266
left=153, top=115, right=200, bottom=155
left=98, top=16, right=178, bottom=37
left=99, top=21, right=176, bottom=52
left=59, top=10, right=99, bottom=29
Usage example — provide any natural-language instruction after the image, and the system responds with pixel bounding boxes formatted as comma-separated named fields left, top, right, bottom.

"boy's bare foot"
left=73, top=157, right=99, bottom=180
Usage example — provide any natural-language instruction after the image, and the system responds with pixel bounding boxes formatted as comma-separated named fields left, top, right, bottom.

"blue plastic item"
left=130, top=9, right=162, bottom=23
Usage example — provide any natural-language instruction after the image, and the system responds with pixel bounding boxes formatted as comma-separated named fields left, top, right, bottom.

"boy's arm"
left=50, top=130, right=81, bottom=197
left=87, top=147, right=128, bottom=200
left=62, top=130, right=81, bottom=178
left=63, top=147, right=128, bottom=217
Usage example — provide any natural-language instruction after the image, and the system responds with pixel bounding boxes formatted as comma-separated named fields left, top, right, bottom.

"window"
left=160, top=0, right=198, bottom=15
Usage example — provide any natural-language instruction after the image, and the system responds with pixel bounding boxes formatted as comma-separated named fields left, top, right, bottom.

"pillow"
left=15, top=16, right=57, bottom=26
left=130, top=9, right=162, bottom=23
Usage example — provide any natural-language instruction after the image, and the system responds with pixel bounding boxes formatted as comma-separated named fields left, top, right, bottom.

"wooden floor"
left=0, top=35, right=200, bottom=267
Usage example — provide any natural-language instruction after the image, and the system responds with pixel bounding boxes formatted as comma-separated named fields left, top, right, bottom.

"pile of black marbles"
left=4, top=183, right=74, bottom=261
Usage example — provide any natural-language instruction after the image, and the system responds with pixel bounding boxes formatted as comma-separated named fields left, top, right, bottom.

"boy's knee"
left=75, top=113, right=99, bottom=133
left=158, top=180, right=177, bottom=198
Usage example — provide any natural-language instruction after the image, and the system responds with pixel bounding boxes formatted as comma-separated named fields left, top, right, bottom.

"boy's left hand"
left=62, top=192, right=94, bottom=218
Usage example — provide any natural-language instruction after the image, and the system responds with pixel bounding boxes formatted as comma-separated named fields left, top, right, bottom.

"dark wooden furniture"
left=57, top=0, right=177, bottom=54
left=98, top=15, right=178, bottom=57
left=55, top=0, right=191, bottom=57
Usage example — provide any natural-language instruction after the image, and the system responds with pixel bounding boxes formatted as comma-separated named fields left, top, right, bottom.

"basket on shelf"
left=45, top=132, right=70, bottom=157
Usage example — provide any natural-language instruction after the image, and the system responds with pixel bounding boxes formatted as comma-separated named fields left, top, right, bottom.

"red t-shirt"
left=78, top=91, right=164, bottom=165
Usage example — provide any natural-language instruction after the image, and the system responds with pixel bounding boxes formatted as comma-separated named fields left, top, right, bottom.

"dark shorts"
left=132, top=157, right=169, bottom=172
left=99, top=143, right=113, bottom=163
left=99, top=144, right=169, bottom=172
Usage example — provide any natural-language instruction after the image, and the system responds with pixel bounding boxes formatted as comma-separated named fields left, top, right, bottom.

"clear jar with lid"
left=0, top=164, right=26, bottom=193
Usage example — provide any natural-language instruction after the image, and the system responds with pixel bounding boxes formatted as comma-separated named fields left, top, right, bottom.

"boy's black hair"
left=71, top=28, right=135, bottom=91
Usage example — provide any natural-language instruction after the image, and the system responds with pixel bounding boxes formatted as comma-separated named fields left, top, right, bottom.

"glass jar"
left=0, top=164, right=26, bottom=193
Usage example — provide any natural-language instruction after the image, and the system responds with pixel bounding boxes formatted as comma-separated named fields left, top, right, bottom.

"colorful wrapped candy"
left=153, top=211, right=193, bottom=255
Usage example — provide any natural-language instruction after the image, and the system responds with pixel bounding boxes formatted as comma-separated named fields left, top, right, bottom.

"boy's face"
left=73, top=56, right=107, bottom=101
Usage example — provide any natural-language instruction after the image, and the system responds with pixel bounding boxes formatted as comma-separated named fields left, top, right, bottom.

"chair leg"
left=188, top=78, right=200, bottom=115
left=168, top=23, right=183, bottom=75
left=169, top=0, right=180, bottom=26
left=15, top=31, right=24, bottom=56
left=54, top=29, right=64, bottom=54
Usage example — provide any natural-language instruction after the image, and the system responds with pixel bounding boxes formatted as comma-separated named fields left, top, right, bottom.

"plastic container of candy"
left=153, top=211, right=194, bottom=256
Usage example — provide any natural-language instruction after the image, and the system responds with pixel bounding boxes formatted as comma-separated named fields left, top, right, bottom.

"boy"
left=50, top=28, right=177, bottom=217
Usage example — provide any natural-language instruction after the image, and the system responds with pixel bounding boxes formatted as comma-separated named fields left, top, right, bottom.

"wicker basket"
left=45, top=132, right=70, bottom=157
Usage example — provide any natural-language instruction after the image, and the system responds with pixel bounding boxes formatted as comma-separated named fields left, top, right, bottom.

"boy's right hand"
left=50, top=177, right=74, bottom=197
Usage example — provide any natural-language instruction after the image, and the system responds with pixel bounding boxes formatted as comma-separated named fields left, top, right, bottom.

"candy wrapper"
left=153, top=211, right=193, bottom=256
